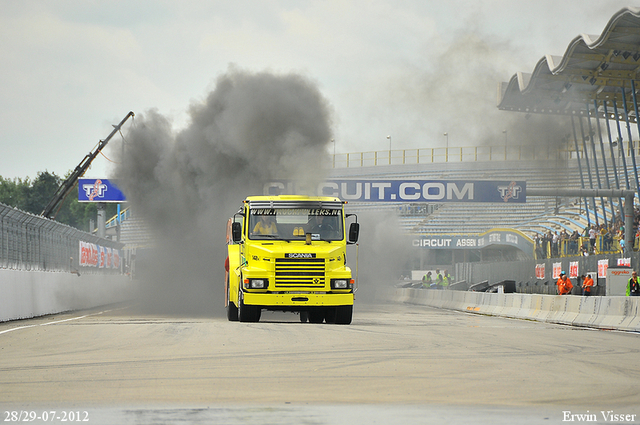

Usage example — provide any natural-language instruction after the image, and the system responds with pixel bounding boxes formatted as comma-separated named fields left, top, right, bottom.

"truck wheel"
left=333, top=305, right=352, bottom=325
left=324, top=308, right=336, bottom=324
left=226, top=284, right=238, bottom=321
left=299, top=311, right=309, bottom=323
left=308, top=309, right=325, bottom=324
left=238, top=289, right=261, bottom=322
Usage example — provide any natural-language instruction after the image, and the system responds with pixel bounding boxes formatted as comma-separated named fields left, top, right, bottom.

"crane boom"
left=41, top=111, right=135, bottom=219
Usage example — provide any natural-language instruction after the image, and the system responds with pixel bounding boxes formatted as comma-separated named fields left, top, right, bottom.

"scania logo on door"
left=286, top=253, right=316, bottom=258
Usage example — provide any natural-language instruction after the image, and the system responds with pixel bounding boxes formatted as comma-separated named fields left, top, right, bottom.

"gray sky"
left=0, top=0, right=632, bottom=180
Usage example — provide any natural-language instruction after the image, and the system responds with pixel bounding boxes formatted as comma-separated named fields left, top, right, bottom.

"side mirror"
left=232, top=222, right=242, bottom=243
left=348, top=222, right=359, bottom=243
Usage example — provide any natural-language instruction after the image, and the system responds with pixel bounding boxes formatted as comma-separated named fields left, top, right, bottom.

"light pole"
left=387, top=135, right=392, bottom=164
left=503, top=130, right=508, bottom=159
left=443, top=132, right=449, bottom=162
left=331, top=138, right=335, bottom=168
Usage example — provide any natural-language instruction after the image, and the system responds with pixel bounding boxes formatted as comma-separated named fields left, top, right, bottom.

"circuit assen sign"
left=264, top=180, right=526, bottom=203
left=413, top=230, right=533, bottom=256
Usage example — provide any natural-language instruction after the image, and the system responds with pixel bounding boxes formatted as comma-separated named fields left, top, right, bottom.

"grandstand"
left=327, top=142, right=638, bottom=266
left=332, top=150, right=622, bottom=236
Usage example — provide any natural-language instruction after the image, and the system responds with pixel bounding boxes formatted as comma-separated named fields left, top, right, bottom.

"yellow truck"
left=225, top=195, right=359, bottom=324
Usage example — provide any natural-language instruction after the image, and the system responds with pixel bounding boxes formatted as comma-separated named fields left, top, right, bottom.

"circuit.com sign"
left=265, top=180, right=526, bottom=203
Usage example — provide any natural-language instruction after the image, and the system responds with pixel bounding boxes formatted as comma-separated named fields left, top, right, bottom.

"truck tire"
left=308, top=309, right=325, bottom=324
left=226, top=279, right=238, bottom=321
left=325, top=307, right=336, bottom=324
left=238, top=289, right=261, bottom=322
left=333, top=305, right=352, bottom=325
left=299, top=311, right=309, bottom=323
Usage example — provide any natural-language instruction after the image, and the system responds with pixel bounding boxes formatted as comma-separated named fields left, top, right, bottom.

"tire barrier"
left=392, top=288, right=640, bottom=332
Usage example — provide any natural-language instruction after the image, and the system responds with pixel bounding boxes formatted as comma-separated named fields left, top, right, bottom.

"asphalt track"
left=0, top=300, right=639, bottom=424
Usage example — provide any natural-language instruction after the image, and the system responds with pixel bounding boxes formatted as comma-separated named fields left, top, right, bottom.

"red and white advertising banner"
left=535, top=264, right=545, bottom=279
left=617, top=257, right=631, bottom=267
left=79, top=241, right=120, bottom=270
left=106, top=247, right=112, bottom=268
left=598, top=259, right=609, bottom=279
left=99, top=246, right=104, bottom=268
left=79, top=241, right=99, bottom=267
left=569, top=261, right=579, bottom=279
left=113, top=249, right=120, bottom=269
left=552, top=262, right=562, bottom=279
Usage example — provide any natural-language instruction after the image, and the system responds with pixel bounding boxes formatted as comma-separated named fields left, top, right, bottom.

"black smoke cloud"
left=112, top=68, right=333, bottom=316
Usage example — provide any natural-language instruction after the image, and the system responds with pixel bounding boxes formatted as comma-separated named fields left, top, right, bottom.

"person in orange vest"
left=557, top=271, right=573, bottom=295
left=581, top=273, right=594, bottom=296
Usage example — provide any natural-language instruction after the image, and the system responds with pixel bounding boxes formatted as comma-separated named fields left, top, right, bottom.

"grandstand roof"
left=498, top=7, right=640, bottom=123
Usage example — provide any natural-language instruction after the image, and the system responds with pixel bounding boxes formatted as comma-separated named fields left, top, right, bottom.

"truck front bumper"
left=242, top=292, right=353, bottom=307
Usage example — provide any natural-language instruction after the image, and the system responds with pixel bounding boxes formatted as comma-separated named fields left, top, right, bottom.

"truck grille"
left=275, top=258, right=325, bottom=288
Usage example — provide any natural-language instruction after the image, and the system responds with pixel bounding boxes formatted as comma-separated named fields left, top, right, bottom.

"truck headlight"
left=244, top=278, right=268, bottom=289
left=331, top=279, right=349, bottom=289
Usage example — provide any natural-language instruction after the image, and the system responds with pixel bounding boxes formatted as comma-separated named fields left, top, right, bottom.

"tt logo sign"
left=82, top=180, right=107, bottom=201
left=497, top=182, right=522, bottom=202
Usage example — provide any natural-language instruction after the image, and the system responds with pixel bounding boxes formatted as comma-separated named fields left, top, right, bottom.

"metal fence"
left=0, top=202, right=123, bottom=273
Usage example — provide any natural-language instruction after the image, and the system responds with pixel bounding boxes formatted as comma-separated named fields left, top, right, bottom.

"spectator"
left=557, top=271, right=573, bottom=295
left=552, top=231, right=559, bottom=257
left=589, top=225, right=597, bottom=252
left=603, top=227, right=613, bottom=251
left=569, top=230, right=579, bottom=255
left=580, top=241, right=590, bottom=257
left=581, top=273, right=594, bottom=296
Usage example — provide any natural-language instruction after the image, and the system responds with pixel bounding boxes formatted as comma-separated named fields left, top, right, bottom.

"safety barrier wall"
left=0, top=270, right=138, bottom=322
left=390, top=288, right=640, bottom=332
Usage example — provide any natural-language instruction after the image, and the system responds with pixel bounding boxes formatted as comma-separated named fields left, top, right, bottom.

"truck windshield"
left=248, top=208, right=343, bottom=241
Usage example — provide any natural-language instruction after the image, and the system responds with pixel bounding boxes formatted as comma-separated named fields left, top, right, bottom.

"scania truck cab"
left=225, top=195, right=359, bottom=324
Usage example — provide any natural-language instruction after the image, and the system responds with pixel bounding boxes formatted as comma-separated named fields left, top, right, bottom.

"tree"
left=23, top=171, right=61, bottom=215
left=0, top=176, right=27, bottom=208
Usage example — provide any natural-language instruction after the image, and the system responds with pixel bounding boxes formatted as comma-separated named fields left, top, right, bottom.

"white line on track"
left=0, top=308, right=117, bottom=336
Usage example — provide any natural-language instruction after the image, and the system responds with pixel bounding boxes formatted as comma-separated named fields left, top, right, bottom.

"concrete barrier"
left=592, top=297, right=630, bottom=329
left=571, top=296, right=600, bottom=328
left=622, top=299, right=640, bottom=331
left=502, top=293, right=525, bottom=319
left=0, top=270, right=138, bottom=322
left=391, top=287, right=640, bottom=332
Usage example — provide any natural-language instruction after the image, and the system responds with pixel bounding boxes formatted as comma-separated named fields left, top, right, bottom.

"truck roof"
left=244, top=195, right=345, bottom=210
left=244, top=195, right=343, bottom=203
